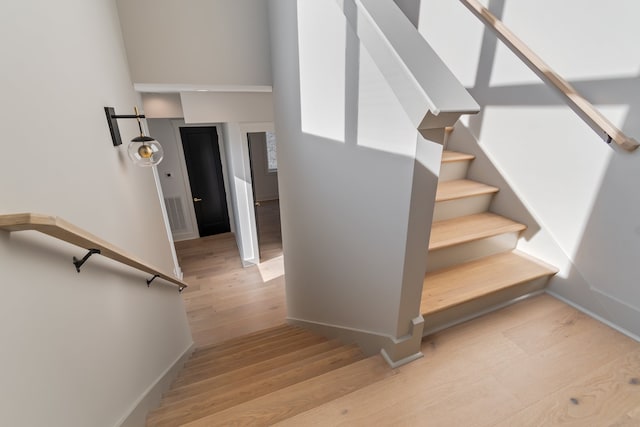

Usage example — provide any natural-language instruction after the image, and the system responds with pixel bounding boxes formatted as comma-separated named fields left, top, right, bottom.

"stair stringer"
left=443, top=123, right=640, bottom=342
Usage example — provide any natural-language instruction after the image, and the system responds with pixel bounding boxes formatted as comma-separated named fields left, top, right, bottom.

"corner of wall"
left=288, top=315, right=424, bottom=368
left=117, top=342, right=194, bottom=427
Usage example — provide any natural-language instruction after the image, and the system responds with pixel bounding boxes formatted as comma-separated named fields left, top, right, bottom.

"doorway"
left=180, top=126, right=231, bottom=237
left=247, top=131, right=282, bottom=262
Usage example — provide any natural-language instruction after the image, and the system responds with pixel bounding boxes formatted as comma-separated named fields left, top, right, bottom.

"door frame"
left=171, top=120, right=236, bottom=240
left=239, top=122, right=275, bottom=265
left=179, top=126, right=231, bottom=237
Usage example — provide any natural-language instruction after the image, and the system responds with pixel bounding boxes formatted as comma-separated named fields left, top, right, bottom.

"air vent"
left=164, top=197, right=187, bottom=232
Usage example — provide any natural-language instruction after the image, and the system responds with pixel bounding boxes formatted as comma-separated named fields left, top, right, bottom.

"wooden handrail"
left=459, top=0, right=639, bottom=152
left=0, top=213, right=187, bottom=291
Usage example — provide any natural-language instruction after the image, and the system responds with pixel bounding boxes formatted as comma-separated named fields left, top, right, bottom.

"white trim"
left=546, top=290, right=640, bottom=343
left=238, top=122, right=276, bottom=265
left=287, top=314, right=423, bottom=367
left=116, top=343, right=194, bottom=427
left=142, top=114, right=183, bottom=278
left=380, top=348, right=423, bottom=368
left=134, top=83, right=273, bottom=93
left=422, top=290, right=545, bottom=336
left=170, top=120, right=200, bottom=240
left=169, top=120, right=237, bottom=240
left=151, top=167, right=183, bottom=279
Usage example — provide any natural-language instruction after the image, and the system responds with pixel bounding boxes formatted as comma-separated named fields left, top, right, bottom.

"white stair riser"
left=439, top=160, right=471, bottom=182
left=422, top=276, right=551, bottom=336
left=427, top=232, right=520, bottom=272
left=433, top=193, right=494, bottom=221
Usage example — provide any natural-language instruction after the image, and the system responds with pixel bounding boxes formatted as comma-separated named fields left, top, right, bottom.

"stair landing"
left=147, top=325, right=394, bottom=426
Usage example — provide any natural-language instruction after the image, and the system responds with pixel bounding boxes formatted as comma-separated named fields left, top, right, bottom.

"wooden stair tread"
left=429, top=212, right=526, bottom=250
left=178, top=355, right=395, bottom=427
left=163, top=340, right=345, bottom=405
left=442, top=150, right=475, bottom=163
left=421, top=251, right=557, bottom=316
left=148, top=345, right=365, bottom=426
left=187, top=327, right=310, bottom=366
left=183, top=330, right=321, bottom=372
left=436, top=179, right=499, bottom=202
left=190, top=323, right=292, bottom=356
left=174, top=334, right=328, bottom=386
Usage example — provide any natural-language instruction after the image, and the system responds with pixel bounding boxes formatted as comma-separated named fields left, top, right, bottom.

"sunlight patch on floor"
left=258, top=255, right=285, bottom=283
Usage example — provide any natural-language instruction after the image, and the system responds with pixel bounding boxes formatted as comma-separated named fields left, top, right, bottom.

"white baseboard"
left=117, top=343, right=194, bottom=427
left=287, top=316, right=424, bottom=368
left=546, top=290, right=640, bottom=343
left=241, top=256, right=260, bottom=267
left=423, top=289, right=545, bottom=336
left=172, top=231, right=199, bottom=242
left=381, top=348, right=423, bottom=368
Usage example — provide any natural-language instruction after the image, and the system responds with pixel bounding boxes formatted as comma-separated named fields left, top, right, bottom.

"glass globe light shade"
left=127, top=136, right=164, bottom=167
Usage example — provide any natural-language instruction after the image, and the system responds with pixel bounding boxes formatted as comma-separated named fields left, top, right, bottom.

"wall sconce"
left=105, top=106, right=164, bottom=167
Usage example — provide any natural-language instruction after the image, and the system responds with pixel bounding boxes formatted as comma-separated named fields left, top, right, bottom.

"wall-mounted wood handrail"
left=0, top=213, right=187, bottom=291
left=460, top=0, right=639, bottom=152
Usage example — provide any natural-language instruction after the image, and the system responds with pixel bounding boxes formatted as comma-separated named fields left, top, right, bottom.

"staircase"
left=146, top=324, right=394, bottom=426
left=421, top=150, right=558, bottom=334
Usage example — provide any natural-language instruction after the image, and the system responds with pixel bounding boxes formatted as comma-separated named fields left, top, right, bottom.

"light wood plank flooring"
left=175, top=201, right=285, bottom=348
left=174, top=207, right=640, bottom=425
left=278, top=295, right=640, bottom=426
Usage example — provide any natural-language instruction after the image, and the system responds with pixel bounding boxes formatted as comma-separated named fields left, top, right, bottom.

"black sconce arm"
left=104, top=106, right=147, bottom=147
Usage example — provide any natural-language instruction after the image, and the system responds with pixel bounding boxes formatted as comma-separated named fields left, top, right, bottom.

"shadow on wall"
left=446, top=123, right=542, bottom=241
left=448, top=0, right=640, bottom=336
left=275, top=0, right=441, bottom=356
left=466, top=0, right=640, bottom=146
left=568, top=137, right=640, bottom=336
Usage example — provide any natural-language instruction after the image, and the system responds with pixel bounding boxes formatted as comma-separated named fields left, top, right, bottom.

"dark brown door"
left=180, top=127, right=230, bottom=236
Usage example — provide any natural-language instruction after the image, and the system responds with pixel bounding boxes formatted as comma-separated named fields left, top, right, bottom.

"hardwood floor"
left=175, top=200, right=285, bottom=348
left=174, top=203, right=640, bottom=425
left=277, top=295, right=640, bottom=426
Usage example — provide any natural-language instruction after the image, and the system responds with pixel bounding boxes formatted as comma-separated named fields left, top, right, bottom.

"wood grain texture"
left=0, top=212, right=187, bottom=289
left=181, top=355, right=395, bottom=427
left=493, top=344, right=640, bottom=426
left=148, top=346, right=366, bottom=427
left=175, top=201, right=285, bottom=349
left=158, top=233, right=640, bottom=426
left=161, top=168, right=640, bottom=425
left=435, top=179, right=499, bottom=202
left=429, top=212, right=526, bottom=250
left=173, top=334, right=328, bottom=387
left=162, top=340, right=344, bottom=405
left=441, top=150, right=475, bottom=163
left=421, top=251, right=557, bottom=315
left=188, top=324, right=293, bottom=360
left=275, top=295, right=640, bottom=426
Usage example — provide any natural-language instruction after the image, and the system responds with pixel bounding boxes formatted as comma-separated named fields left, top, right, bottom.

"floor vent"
left=165, top=197, right=187, bottom=233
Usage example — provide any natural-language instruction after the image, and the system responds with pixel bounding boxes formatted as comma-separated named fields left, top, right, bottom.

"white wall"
left=148, top=119, right=236, bottom=241
left=181, top=92, right=274, bottom=124
left=420, top=0, right=640, bottom=337
left=393, top=0, right=421, bottom=27
left=269, top=0, right=441, bottom=361
left=116, top=0, right=271, bottom=87
left=141, top=93, right=184, bottom=119
left=0, top=1, right=192, bottom=426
